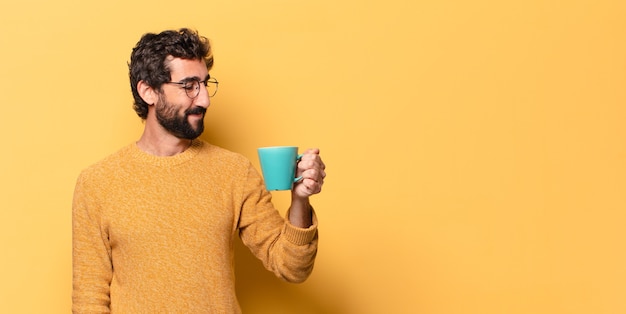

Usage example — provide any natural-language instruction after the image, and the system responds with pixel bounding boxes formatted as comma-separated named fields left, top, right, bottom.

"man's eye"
left=183, top=82, right=197, bottom=90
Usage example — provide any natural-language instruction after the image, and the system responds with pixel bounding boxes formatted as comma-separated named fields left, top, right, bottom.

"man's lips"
left=186, top=107, right=207, bottom=117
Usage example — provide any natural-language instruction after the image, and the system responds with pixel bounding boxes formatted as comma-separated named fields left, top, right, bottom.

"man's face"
left=156, top=58, right=210, bottom=140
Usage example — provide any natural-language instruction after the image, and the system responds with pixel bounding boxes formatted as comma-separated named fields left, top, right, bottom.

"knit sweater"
left=72, top=140, right=318, bottom=313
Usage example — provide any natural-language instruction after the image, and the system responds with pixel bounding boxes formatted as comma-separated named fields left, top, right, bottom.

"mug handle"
left=294, top=154, right=303, bottom=183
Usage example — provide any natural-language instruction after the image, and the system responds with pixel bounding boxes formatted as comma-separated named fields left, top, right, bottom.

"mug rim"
left=258, top=146, right=298, bottom=150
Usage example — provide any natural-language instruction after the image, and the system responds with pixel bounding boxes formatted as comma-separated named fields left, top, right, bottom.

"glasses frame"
left=164, top=77, right=219, bottom=98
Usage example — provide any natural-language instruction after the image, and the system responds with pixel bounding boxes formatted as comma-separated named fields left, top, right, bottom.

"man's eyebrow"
left=179, top=74, right=210, bottom=82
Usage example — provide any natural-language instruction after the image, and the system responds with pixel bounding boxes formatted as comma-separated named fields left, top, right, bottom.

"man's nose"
left=194, top=86, right=211, bottom=108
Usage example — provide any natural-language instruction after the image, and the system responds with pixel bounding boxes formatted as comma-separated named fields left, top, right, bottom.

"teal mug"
left=257, top=146, right=303, bottom=191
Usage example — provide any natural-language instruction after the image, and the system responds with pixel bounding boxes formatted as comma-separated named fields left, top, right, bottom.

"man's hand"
left=293, top=148, right=326, bottom=198
left=289, top=148, right=326, bottom=227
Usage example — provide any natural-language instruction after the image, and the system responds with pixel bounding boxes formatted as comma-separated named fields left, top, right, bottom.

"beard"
left=155, top=95, right=206, bottom=140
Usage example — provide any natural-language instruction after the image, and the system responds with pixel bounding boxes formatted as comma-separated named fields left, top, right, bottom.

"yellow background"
left=1, top=1, right=625, bottom=313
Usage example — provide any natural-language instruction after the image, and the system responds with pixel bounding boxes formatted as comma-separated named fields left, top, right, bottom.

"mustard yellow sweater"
left=72, top=140, right=318, bottom=313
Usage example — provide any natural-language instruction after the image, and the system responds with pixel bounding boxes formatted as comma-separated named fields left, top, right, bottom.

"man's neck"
left=136, top=131, right=193, bottom=157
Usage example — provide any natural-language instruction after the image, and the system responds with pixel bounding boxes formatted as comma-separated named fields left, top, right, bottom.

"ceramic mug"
left=257, top=146, right=303, bottom=191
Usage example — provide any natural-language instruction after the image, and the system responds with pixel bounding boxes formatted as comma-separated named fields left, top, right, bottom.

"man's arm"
left=72, top=173, right=112, bottom=313
left=238, top=151, right=325, bottom=283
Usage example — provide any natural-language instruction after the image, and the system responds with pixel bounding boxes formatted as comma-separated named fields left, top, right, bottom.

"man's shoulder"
left=78, top=143, right=135, bottom=179
left=201, top=141, right=247, bottom=160
left=198, top=140, right=254, bottom=171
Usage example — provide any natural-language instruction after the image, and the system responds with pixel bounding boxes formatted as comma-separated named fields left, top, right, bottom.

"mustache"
left=185, top=106, right=207, bottom=116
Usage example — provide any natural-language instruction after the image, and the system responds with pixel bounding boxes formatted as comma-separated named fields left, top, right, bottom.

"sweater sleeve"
left=72, top=171, right=113, bottom=313
left=237, top=162, right=319, bottom=283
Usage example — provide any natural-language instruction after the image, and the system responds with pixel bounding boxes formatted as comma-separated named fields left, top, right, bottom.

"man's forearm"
left=288, top=195, right=313, bottom=228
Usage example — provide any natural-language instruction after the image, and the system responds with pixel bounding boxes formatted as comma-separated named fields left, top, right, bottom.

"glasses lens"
left=207, top=78, right=218, bottom=97
left=184, top=81, right=201, bottom=98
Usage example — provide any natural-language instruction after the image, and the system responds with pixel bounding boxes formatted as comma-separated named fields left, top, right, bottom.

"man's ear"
left=137, top=81, right=158, bottom=105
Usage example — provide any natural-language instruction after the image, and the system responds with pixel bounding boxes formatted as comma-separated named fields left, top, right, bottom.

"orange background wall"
left=1, top=1, right=625, bottom=313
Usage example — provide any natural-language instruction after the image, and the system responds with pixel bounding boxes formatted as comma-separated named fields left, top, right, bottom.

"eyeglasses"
left=165, top=77, right=219, bottom=98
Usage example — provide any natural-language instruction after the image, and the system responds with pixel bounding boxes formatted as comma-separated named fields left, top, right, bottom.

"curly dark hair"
left=128, top=28, right=214, bottom=119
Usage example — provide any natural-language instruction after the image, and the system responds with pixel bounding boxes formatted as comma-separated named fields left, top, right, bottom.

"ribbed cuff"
left=283, top=209, right=318, bottom=245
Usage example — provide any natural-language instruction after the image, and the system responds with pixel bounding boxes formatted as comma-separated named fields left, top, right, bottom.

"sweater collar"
left=128, top=139, right=203, bottom=167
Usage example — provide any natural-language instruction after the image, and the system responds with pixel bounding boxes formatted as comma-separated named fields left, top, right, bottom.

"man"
left=72, top=28, right=326, bottom=313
